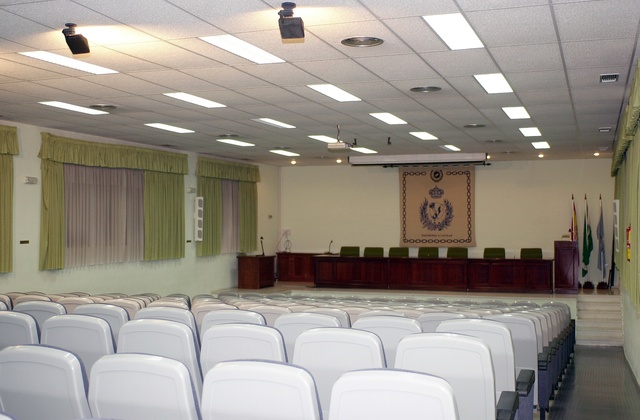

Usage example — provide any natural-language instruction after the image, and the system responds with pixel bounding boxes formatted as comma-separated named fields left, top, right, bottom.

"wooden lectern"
left=237, top=255, right=275, bottom=289
left=554, top=241, right=579, bottom=293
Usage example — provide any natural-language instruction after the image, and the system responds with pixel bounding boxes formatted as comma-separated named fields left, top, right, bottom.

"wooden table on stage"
left=314, top=255, right=553, bottom=293
left=237, top=255, right=275, bottom=289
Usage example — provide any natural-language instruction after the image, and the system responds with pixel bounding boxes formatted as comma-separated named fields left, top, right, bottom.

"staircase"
left=576, top=292, right=623, bottom=346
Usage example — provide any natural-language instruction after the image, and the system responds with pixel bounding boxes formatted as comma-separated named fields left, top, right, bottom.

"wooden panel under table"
left=276, top=252, right=316, bottom=282
left=315, top=255, right=387, bottom=288
left=388, top=258, right=467, bottom=291
left=468, top=258, right=552, bottom=293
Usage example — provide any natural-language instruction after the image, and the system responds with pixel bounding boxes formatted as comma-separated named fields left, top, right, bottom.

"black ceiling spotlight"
left=62, top=23, right=90, bottom=54
left=278, top=2, right=304, bottom=42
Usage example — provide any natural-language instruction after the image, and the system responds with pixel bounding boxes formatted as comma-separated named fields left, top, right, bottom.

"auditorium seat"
left=13, top=301, right=66, bottom=331
left=416, top=312, right=467, bottom=332
left=328, top=369, right=458, bottom=420
left=339, top=246, right=360, bottom=257
left=201, top=360, right=321, bottom=420
left=395, top=333, right=518, bottom=420
left=0, top=345, right=92, bottom=419
left=192, top=303, right=239, bottom=332
left=484, top=247, right=506, bottom=259
left=520, top=248, right=543, bottom=259
left=274, top=312, right=342, bottom=359
left=363, top=247, right=384, bottom=257
left=446, top=247, right=468, bottom=258
left=13, top=294, right=51, bottom=304
left=418, top=247, right=439, bottom=258
left=147, top=299, right=189, bottom=310
left=105, top=298, right=142, bottom=319
left=89, top=353, right=200, bottom=420
left=117, top=318, right=203, bottom=402
left=200, top=308, right=266, bottom=339
left=40, top=314, right=115, bottom=376
left=0, top=312, right=39, bottom=350
left=200, top=324, right=287, bottom=375
left=388, top=247, right=409, bottom=258
left=134, top=306, right=198, bottom=342
left=57, top=297, right=95, bottom=314
left=73, top=303, right=129, bottom=347
left=0, top=295, right=11, bottom=311
left=352, top=316, right=422, bottom=368
left=251, top=305, right=292, bottom=326
left=305, top=308, right=351, bottom=328
left=293, top=327, right=386, bottom=417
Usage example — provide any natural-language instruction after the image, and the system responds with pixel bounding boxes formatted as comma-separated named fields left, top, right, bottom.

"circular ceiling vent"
left=341, top=36, right=384, bottom=47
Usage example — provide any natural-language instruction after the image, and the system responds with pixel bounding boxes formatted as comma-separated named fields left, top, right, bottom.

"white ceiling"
left=0, top=0, right=638, bottom=166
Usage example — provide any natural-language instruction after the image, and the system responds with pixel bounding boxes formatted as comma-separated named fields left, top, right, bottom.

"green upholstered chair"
left=388, top=247, right=409, bottom=258
left=418, top=247, right=439, bottom=258
left=446, top=247, right=468, bottom=258
left=340, top=246, right=360, bottom=257
left=363, top=247, right=384, bottom=258
left=520, top=248, right=543, bottom=259
left=483, top=247, right=506, bottom=259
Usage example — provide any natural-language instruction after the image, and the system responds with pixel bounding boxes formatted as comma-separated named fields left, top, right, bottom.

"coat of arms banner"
left=399, top=167, right=476, bottom=247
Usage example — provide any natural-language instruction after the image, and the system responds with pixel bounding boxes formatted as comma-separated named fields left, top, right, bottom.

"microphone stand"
left=260, top=236, right=265, bottom=256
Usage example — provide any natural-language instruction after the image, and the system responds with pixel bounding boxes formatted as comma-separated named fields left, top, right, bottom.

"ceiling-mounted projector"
left=327, top=141, right=351, bottom=152
left=348, top=152, right=488, bottom=166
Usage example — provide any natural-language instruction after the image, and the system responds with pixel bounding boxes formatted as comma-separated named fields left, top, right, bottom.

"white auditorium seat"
left=134, top=306, right=198, bottom=342
left=191, top=302, right=238, bottom=333
left=0, top=312, right=39, bottom=350
left=305, top=308, right=351, bottom=328
left=13, top=301, right=66, bottom=331
left=200, top=309, right=266, bottom=339
left=201, top=360, right=321, bottom=420
left=416, top=311, right=467, bottom=332
left=352, top=315, right=422, bottom=367
left=73, top=303, right=129, bottom=347
left=57, top=297, right=95, bottom=314
left=250, top=305, right=292, bottom=326
left=274, top=312, right=342, bottom=359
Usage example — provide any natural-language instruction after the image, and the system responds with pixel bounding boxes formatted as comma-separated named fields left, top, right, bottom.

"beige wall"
left=281, top=159, right=615, bottom=271
left=1, top=121, right=281, bottom=296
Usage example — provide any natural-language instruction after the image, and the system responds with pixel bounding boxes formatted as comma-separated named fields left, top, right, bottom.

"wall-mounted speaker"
left=194, top=196, right=204, bottom=242
left=613, top=199, right=619, bottom=252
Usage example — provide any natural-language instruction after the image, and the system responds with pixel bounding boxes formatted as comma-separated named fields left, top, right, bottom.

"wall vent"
left=600, top=73, right=619, bottom=83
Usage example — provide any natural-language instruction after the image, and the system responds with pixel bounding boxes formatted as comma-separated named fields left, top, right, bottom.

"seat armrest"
left=538, top=351, right=551, bottom=370
left=496, top=390, right=519, bottom=420
left=516, top=369, right=535, bottom=396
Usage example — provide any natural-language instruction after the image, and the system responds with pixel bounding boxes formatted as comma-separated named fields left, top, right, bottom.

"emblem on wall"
left=419, top=183, right=454, bottom=231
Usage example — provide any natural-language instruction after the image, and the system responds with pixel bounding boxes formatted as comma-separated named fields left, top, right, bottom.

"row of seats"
left=339, top=246, right=544, bottom=259
left=0, top=291, right=574, bottom=420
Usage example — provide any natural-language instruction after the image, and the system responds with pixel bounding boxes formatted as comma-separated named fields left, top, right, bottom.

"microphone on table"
left=260, top=236, right=265, bottom=256
left=326, top=240, right=333, bottom=254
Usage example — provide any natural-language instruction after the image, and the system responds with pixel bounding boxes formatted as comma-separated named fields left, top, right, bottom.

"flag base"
left=596, top=282, right=609, bottom=290
left=583, top=281, right=595, bottom=289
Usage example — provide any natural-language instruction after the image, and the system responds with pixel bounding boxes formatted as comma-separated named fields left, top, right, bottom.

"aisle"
left=548, top=346, right=640, bottom=419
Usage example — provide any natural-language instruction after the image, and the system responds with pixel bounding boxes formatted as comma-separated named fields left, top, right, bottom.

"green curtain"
left=612, top=60, right=640, bottom=176
left=39, top=160, right=65, bottom=270
left=239, top=181, right=258, bottom=253
left=144, top=171, right=185, bottom=261
left=0, top=126, right=19, bottom=273
left=196, top=176, right=222, bottom=257
left=196, top=157, right=260, bottom=256
left=39, top=133, right=188, bottom=269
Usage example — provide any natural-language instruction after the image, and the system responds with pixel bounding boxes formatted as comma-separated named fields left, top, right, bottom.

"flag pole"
left=597, top=194, right=609, bottom=290
left=582, top=194, right=594, bottom=289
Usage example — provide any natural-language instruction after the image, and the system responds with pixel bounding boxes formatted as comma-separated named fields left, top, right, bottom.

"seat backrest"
left=328, top=369, right=458, bottom=420
left=147, top=299, right=190, bottom=310
left=40, top=314, right=115, bottom=377
left=57, top=297, right=95, bottom=314
left=89, top=353, right=200, bottom=420
left=483, top=247, right=506, bottom=259
left=305, top=308, right=351, bottom=327
left=200, top=309, right=266, bottom=339
left=201, top=360, right=321, bottom=420
left=363, top=247, right=384, bottom=257
left=352, top=316, right=422, bottom=368
left=520, top=247, right=543, bottom=259
left=416, top=312, right=467, bottom=332
left=339, top=246, right=360, bottom=257
left=251, top=305, right=292, bottom=326
left=13, top=294, right=51, bottom=304
left=117, top=319, right=202, bottom=401
left=191, top=302, right=236, bottom=330
left=13, top=301, right=66, bottom=331
left=134, top=306, right=198, bottom=342
left=103, top=298, right=141, bottom=320
left=388, top=247, right=409, bottom=258
left=73, top=303, right=129, bottom=347
left=446, top=247, right=468, bottom=258
left=274, top=313, right=342, bottom=359
left=395, top=333, right=496, bottom=420
left=0, top=345, right=92, bottom=420
left=0, top=312, right=39, bottom=350
left=436, top=319, right=516, bottom=400
left=200, top=323, right=287, bottom=375
left=418, top=247, right=439, bottom=258
left=293, top=327, right=386, bottom=418
left=0, top=295, right=12, bottom=310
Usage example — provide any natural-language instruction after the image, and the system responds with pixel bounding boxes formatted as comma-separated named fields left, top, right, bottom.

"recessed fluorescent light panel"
left=39, top=101, right=109, bottom=115
left=164, top=92, right=226, bottom=108
left=217, top=139, right=254, bottom=147
left=351, top=147, right=377, bottom=154
left=531, top=141, right=550, bottom=149
left=519, top=127, right=542, bottom=137
left=443, top=145, right=461, bottom=152
left=20, top=51, right=118, bottom=75
left=410, top=131, right=438, bottom=140
left=369, top=112, right=407, bottom=125
left=307, top=84, right=361, bottom=102
left=199, top=35, right=285, bottom=64
left=145, top=123, right=194, bottom=134
left=270, top=149, right=300, bottom=157
left=502, top=106, right=530, bottom=119
left=474, top=73, right=513, bottom=94
left=253, top=118, right=296, bottom=129
left=423, top=13, right=484, bottom=50
left=309, top=135, right=337, bottom=143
